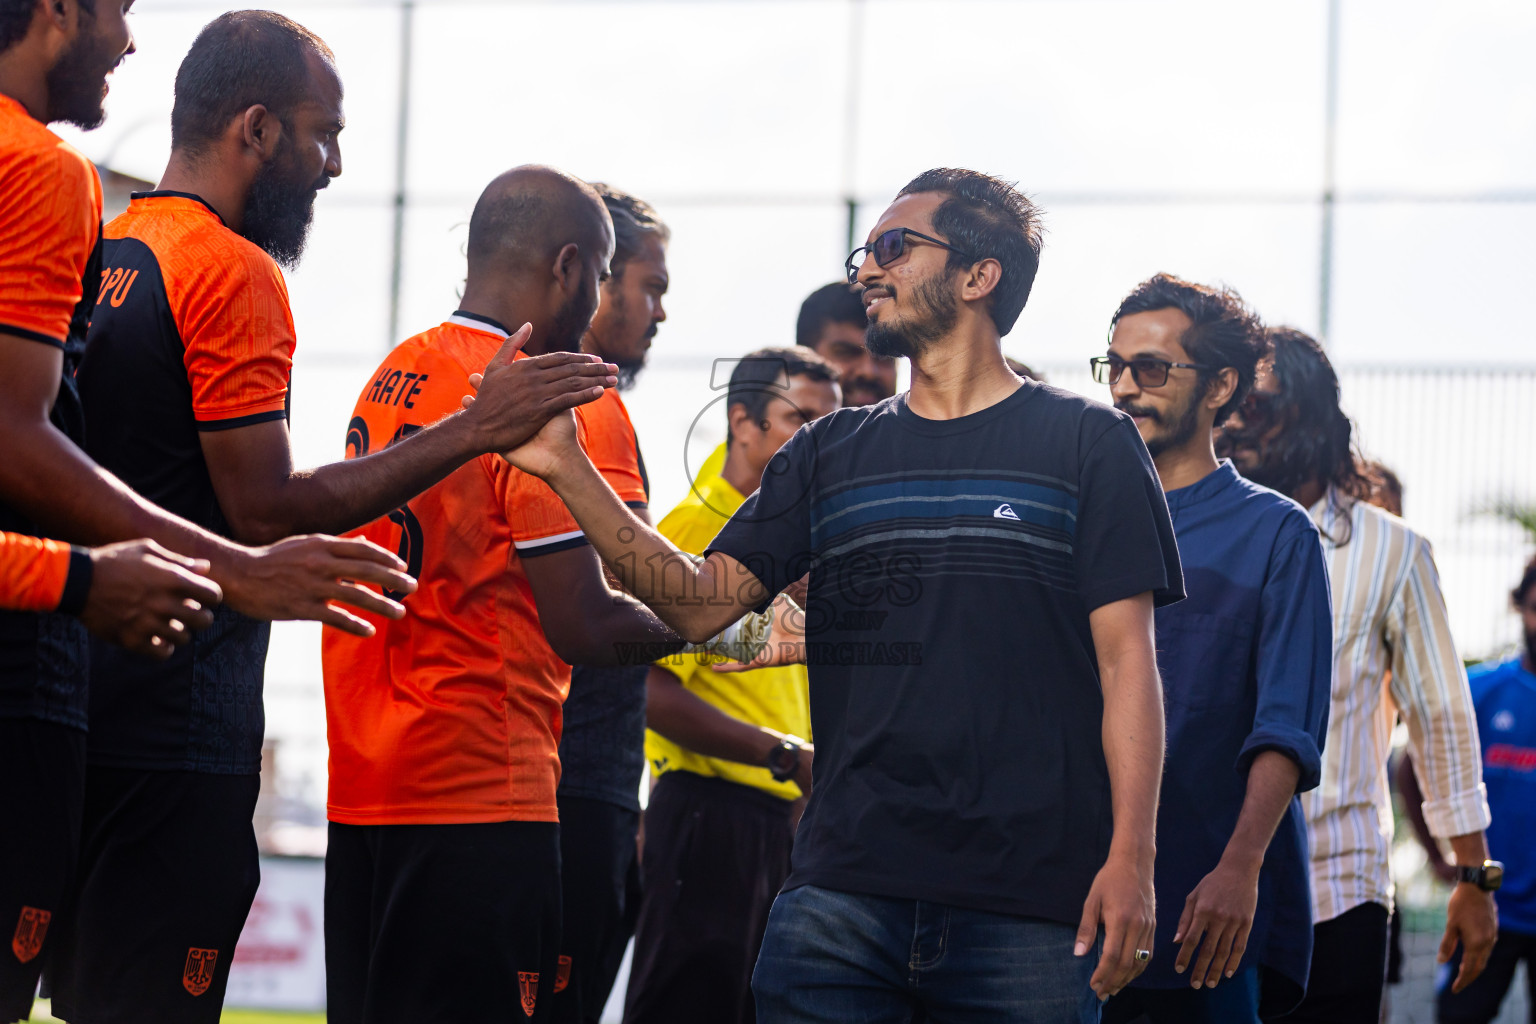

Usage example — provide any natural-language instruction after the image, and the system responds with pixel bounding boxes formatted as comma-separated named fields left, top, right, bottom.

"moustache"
left=1114, top=402, right=1160, bottom=424
left=643, top=323, right=659, bottom=341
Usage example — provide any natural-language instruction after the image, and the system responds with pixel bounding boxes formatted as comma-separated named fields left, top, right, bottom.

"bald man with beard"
left=321, top=166, right=689, bottom=1024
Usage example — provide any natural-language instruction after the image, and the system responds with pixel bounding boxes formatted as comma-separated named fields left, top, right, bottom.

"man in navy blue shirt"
left=1098, top=275, right=1332, bottom=1024
left=497, top=169, right=1184, bottom=1022
left=1438, top=555, right=1536, bottom=1024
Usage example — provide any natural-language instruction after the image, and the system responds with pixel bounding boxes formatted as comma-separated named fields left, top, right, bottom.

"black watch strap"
left=766, top=739, right=801, bottom=783
left=1456, top=860, right=1504, bottom=892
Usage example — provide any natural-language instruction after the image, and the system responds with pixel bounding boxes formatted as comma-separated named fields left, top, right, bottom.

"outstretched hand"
left=216, top=535, right=416, bottom=637
left=463, top=324, right=617, bottom=453
left=79, top=539, right=223, bottom=659
left=716, top=592, right=807, bottom=672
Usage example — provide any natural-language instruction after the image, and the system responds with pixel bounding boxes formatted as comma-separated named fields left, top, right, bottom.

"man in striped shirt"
left=1219, top=327, right=1497, bottom=1023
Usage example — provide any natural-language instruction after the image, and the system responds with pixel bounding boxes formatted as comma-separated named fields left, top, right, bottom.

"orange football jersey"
left=0, top=92, right=101, bottom=729
left=323, top=313, right=630, bottom=825
left=0, top=93, right=102, bottom=348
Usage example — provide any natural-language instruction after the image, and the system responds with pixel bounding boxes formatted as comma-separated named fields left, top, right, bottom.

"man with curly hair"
left=1097, top=276, right=1331, bottom=1023
left=1219, top=328, right=1497, bottom=1023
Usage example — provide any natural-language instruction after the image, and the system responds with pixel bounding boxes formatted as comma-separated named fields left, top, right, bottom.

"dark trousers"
left=1103, top=965, right=1261, bottom=1024
left=1272, top=902, right=1390, bottom=1024
left=552, top=797, right=640, bottom=1024
left=1438, top=927, right=1536, bottom=1024
left=624, top=771, right=794, bottom=1024
left=325, top=820, right=561, bottom=1024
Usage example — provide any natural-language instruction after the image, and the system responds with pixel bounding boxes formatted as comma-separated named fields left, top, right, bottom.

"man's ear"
left=41, top=0, right=76, bottom=39
left=1207, top=367, right=1240, bottom=412
left=726, top=403, right=756, bottom=447
left=960, top=257, right=1004, bottom=305
left=551, top=243, right=582, bottom=296
left=240, top=104, right=283, bottom=161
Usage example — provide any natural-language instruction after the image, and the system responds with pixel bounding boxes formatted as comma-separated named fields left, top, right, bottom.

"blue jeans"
left=752, top=884, right=1102, bottom=1023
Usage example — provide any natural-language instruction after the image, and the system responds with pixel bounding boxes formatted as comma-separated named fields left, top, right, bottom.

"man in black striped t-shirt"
left=500, top=168, right=1183, bottom=1023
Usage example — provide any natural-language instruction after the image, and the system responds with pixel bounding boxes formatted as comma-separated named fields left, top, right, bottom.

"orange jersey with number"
left=0, top=533, right=72, bottom=613
left=322, top=313, right=622, bottom=825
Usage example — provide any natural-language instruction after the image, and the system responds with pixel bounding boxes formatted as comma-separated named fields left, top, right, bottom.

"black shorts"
left=326, top=819, right=561, bottom=1024
left=0, top=718, right=85, bottom=1024
left=46, top=767, right=261, bottom=1024
left=552, top=797, right=640, bottom=1024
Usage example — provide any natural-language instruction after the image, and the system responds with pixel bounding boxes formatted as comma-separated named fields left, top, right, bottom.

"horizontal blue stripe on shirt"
left=813, top=479, right=1077, bottom=542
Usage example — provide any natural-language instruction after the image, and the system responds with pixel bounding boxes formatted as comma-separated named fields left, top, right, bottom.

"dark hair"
left=1262, top=326, right=1371, bottom=504
left=1, top=0, right=94, bottom=56
left=1514, top=555, right=1536, bottom=606
left=896, top=168, right=1043, bottom=335
left=727, top=346, right=838, bottom=439
left=1359, top=458, right=1404, bottom=517
left=796, top=282, right=866, bottom=349
left=1111, top=273, right=1266, bottom=426
left=170, top=11, right=334, bottom=154
left=590, top=183, right=668, bottom=278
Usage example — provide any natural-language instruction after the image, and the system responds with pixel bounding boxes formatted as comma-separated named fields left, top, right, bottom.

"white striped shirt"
left=1304, top=490, right=1490, bottom=922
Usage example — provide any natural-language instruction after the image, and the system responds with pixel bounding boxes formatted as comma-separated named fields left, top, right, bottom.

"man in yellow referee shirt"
left=623, top=347, right=839, bottom=1024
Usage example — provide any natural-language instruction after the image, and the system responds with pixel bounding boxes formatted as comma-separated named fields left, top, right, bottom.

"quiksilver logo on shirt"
left=993, top=503, right=1021, bottom=521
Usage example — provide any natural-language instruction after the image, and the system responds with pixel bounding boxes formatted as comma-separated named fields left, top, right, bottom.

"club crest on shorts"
left=11, top=906, right=50, bottom=963
left=182, top=947, right=218, bottom=996
left=518, top=970, right=539, bottom=1016
left=554, top=955, right=571, bottom=994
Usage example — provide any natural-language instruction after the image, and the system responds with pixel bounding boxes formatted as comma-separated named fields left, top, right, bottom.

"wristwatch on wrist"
left=765, top=738, right=802, bottom=783
left=1455, top=860, right=1505, bottom=892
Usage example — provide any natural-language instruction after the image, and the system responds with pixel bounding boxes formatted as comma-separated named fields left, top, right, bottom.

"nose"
left=327, top=139, right=343, bottom=179
left=1109, top=364, right=1140, bottom=403
left=654, top=298, right=667, bottom=324
left=124, top=30, right=136, bottom=57
left=855, top=252, right=883, bottom=289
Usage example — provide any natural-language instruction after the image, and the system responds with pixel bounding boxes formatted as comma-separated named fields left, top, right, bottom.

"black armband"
left=57, top=546, right=94, bottom=616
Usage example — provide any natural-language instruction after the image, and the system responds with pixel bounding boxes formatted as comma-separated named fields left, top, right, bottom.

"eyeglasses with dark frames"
left=846, top=228, right=976, bottom=284
left=1089, top=354, right=1210, bottom=389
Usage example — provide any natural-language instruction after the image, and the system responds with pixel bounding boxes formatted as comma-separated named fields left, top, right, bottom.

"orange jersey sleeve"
left=580, top=388, right=648, bottom=507
left=0, top=532, right=75, bottom=612
left=0, top=96, right=102, bottom=347
left=169, top=237, right=296, bottom=426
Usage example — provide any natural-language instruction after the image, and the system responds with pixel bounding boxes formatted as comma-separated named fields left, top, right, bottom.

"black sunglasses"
left=846, top=228, right=975, bottom=284
left=1090, top=354, right=1210, bottom=389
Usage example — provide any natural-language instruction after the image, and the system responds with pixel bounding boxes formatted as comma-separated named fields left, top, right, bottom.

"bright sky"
left=50, top=0, right=1536, bottom=803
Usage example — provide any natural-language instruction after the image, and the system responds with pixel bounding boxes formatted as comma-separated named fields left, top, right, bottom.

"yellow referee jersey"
left=648, top=449, right=811, bottom=801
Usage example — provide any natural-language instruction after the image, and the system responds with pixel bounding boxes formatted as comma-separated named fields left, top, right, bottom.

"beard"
left=549, top=280, right=600, bottom=356
left=1214, top=421, right=1302, bottom=496
left=612, top=323, right=657, bottom=392
left=1117, top=392, right=1204, bottom=459
left=242, top=141, right=321, bottom=269
left=840, top=373, right=894, bottom=407
left=865, top=272, right=958, bottom=360
left=45, top=24, right=119, bottom=130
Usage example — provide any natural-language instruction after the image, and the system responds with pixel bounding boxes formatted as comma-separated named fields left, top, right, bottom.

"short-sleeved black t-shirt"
left=708, top=382, right=1183, bottom=923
